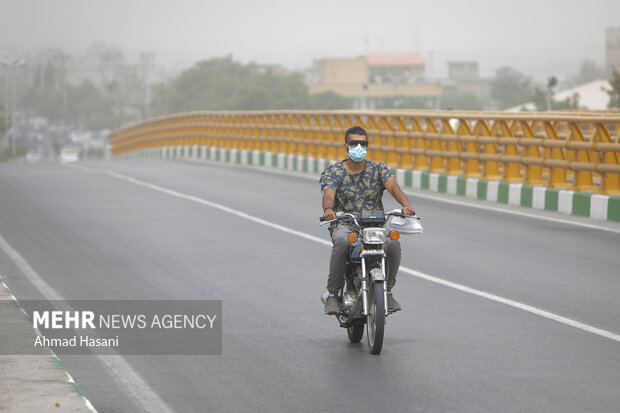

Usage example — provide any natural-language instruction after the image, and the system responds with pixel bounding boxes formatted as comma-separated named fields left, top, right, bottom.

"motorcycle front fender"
left=369, top=268, right=384, bottom=282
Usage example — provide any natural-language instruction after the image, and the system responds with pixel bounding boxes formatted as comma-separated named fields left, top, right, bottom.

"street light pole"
left=1, top=55, right=26, bottom=157
left=3, top=62, right=8, bottom=147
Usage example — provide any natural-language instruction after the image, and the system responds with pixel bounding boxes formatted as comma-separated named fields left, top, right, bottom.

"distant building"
left=308, top=53, right=441, bottom=109
left=444, top=61, right=490, bottom=105
left=366, top=53, right=426, bottom=83
left=606, top=27, right=620, bottom=74
left=448, top=61, right=479, bottom=82
left=315, top=57, right=367, bottom=85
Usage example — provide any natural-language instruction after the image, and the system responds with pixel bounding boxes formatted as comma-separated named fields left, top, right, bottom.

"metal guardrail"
left=111, top=110, right=620, bottom=195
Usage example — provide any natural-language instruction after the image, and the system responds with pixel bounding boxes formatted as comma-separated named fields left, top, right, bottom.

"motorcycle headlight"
left=363, top=228, right=386, bottom=244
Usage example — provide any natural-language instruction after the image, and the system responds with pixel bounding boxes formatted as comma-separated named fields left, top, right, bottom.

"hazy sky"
left=1, top=0, right=619, bottom=79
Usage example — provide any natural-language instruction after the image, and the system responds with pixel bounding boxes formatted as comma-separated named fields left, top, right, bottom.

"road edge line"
left=0, top=233, right=174, bottom=413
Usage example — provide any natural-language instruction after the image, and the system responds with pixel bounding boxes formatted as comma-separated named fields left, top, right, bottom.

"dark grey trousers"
left=327, top=225, right=401, bottom=294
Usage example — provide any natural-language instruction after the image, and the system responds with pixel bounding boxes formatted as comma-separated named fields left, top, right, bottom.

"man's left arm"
left=385, top=178, right=415, bottom=216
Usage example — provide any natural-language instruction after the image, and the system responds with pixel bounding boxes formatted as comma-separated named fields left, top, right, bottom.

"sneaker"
left=324, top=294, right=341, bottom=315
left=387, top=292, right=402, bottom=313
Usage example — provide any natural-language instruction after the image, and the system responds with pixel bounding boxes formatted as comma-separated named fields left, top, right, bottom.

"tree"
left=14, top=47, right=145, bottom=130
left=306, top=91, right=350, bottom=110
left=530, top=87, right=580, bottom=111
left=606, top=67, right=620, bottom=109
left=66, top=80, right=121, bottom=130
left=440, top=88, right=484, bottom=110
left=20, top=72, right=125, bottom=130
left=150, top=56, right=350, bottom=115
left=490, top=67, right=533, bottom=109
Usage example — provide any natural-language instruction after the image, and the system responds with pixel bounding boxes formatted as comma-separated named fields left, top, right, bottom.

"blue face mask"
left=348, top=144, right=367, bottom=162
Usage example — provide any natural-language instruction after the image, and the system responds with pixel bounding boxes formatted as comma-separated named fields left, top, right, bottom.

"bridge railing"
left=111, top=110, right=620, bottom=195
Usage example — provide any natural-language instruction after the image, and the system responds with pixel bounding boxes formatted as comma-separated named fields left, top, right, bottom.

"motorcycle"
left=320, top=209, right=423, bottom=354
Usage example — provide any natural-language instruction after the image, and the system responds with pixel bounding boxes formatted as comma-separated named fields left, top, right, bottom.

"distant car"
left=87, top=138, right=106, bottom=159
left=26, top=149, right=42, bottom=163
left=59, top=145, right=80, bottom=163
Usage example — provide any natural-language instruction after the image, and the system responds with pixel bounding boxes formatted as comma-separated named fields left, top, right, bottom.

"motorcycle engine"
left=342, top=291, right=357, bottom=311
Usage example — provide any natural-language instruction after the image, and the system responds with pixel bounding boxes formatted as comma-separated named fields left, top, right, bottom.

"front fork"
left=361, top=256, right=388, bottom=316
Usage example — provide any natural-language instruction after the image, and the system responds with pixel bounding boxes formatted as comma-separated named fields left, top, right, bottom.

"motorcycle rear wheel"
left=366, top=281, right=385, bottom=354
left=347, top=323, right=364, bottom=342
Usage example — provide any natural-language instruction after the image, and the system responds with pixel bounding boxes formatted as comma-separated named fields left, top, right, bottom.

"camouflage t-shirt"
left=319, top=160, right=394, bottom=217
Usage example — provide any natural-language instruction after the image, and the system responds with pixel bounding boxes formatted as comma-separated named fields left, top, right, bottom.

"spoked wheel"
left=347, top=322, right=364, bottom=342
left=366, top=281, right=385, bottom=354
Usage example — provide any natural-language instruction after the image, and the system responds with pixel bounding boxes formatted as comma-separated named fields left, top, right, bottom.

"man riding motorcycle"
left=320, top=126, right=416, bottom=315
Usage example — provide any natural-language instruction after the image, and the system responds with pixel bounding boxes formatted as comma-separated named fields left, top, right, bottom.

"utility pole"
left=53, top=52, right=70, bottom=124
left=546, top=76, right=557, bottom=111
left=140, top=52, right=155, bottom=121
left=1, top=55, right=26, bottom=157
left=2, top=58, right=9, bottom=146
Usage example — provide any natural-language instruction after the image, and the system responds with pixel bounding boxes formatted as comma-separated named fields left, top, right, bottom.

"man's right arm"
left=322, top=188, right=336, bottom=221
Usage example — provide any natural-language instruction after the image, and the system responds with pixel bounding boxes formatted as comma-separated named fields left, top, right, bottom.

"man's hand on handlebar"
left=403, top=206, right=415, bottom=216
left=323, top=207, right=336, bottom=221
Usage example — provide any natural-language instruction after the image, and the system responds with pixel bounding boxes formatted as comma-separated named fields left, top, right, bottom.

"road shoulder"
left=0, top=276, right=95, bottom=412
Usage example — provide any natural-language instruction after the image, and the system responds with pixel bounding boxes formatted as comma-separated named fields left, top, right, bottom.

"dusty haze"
left=1, top=0, right=619, bottom=78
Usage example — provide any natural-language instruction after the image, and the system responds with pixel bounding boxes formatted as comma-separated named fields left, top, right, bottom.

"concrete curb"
left=0, top=275, right=96, bottom=412
left=115, top=146, right=620, bottom=222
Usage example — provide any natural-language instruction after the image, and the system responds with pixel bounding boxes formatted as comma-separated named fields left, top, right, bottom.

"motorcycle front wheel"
left=366, top=281, right=385, bottom=354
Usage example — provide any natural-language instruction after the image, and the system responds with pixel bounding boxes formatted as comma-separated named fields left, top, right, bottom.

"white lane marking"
left=68, top=163, right=620, bottom=344
left=69, top=163, right=331, bottom=247
left=0, top=233, right=174, bottom=413
left=399, top=268, right=620, bottom=342
left=402, top=190, right=620, bottom=235
left=173, top=158, right=620, bottom=234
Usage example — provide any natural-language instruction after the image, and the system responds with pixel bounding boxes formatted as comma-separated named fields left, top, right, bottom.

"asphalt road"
left=0, top=158, right=619, bottom=412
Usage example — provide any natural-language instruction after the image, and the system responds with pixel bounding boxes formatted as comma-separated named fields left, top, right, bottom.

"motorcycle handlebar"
left=319, top=211, right=355, bottom=225
left=319, top=210, right=419, bottom=224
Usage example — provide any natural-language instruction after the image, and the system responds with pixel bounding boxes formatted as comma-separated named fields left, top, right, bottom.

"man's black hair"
left=344, top=126, right=368, bottom=144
